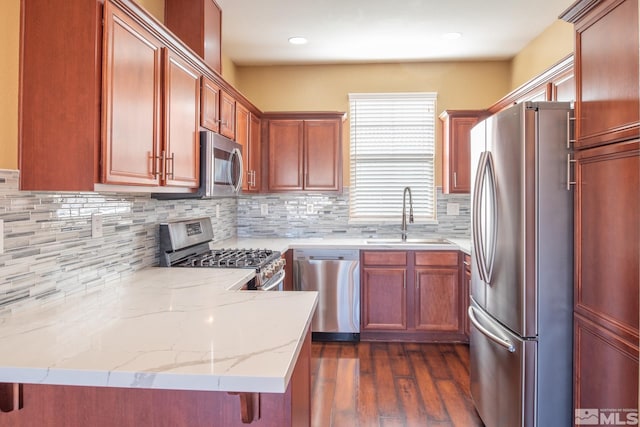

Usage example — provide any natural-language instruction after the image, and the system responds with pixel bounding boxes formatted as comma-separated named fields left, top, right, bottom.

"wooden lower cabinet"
left=0, top=332, right=311, bottom=427
left=574, top=313, right=638, bottom=414
left=463, top=254, right=471, bottom=337
left=361, top=250, right=465, bottom=342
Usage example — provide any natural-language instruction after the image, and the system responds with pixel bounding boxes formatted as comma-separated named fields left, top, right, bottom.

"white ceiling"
left=215, top=0, right=575, bottom=66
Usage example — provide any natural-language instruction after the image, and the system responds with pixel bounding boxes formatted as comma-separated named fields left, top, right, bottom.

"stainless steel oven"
left=159, top=217, right=285, bottom=291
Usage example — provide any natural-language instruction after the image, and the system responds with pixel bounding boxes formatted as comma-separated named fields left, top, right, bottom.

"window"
left=349, top=92, right=437, bottom=222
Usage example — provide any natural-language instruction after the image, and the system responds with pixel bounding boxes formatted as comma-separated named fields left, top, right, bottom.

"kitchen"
left=0, top=0, right=638, bottom=426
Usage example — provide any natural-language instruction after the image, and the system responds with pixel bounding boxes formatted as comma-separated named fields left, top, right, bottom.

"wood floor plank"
left=357, top=342, right=373, bottom=374
left=422, top=345, right=451, bottom=380
left=373, top=343, right=403, bottom=418
left=379, top=417, right=405, bottom=427
left=389, top=344, right=412, bottom=377
left=357, top=373, right=379, bottom=427
left=436, top=379, right=484, bottom=427
left=396, top=377, right=428, bottom=426
left=332, top=351, right=358, bottom=425
left=407, top=349, right=449, bottom=422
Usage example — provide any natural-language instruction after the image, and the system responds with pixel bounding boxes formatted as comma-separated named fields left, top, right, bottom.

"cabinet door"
left=200, top=76, right=221, bottom=132
left=304, top=119, right=341, bottom=191
left=102, top=2, right=162, bottom=186
left=362, top=267, right=407, bottom=331
left=235, top=103, right=250, bottom=191
left=464, top=255, right=471, bottom=337
left=414, top=268, right=460, bottom=332
left=248, top=113, right=262, bottom=192
left=163, top=50, right=200, bottom=188
left=268, top=120, right=304, bottom=191
left=573, top=0, right=639, bottom=147
left=440, top=111, right=485, bottom=194
left=164, top=0, right=221, bottom=74
left=219, top=90, right=236, bottom=140
left=574, top=140, right=639, bottom=338
left=574, top=313, right=638, bottom=414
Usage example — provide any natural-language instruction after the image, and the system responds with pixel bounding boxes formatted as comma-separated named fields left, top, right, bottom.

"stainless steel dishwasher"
left=293, top=249, right=360, bottom=341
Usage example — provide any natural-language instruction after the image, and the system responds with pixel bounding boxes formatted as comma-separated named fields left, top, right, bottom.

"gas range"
left=159, top=218, right=285, bottom=291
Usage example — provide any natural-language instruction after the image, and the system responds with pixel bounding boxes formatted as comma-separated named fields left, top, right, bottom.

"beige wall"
left=235, top=61, right=511, bottom=186
left=0, top=0, right=19, bottom=169
left=135, top=0, right=165, bottom=22
left=510, top=20, right=574, bottom=90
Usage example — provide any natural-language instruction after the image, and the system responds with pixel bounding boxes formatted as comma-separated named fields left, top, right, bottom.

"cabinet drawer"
left=362, top=251, right=407, bottom=266
left=415, top=251, right=459, bottom=267
left=463, top=254, right=471, bottom=272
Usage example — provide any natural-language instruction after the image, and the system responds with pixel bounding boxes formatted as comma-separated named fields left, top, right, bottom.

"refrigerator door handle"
left=484, top=152, right=498, bottom=282
left=472, top=152, right=489, bottom=283
left=468, top=306, right=515, bottom=353
left=472, top=151, right=497, bottom=283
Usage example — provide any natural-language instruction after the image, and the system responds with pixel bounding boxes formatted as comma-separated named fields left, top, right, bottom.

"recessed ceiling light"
left=288, top=37, right=308, bottom=45
left=441, top=32, right=462, bottom=40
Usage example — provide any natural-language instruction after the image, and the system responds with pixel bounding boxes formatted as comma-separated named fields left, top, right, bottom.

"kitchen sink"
left=365, top=238, right=451, bottom=245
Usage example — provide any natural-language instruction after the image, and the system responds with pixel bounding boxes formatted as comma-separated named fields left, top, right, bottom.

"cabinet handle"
left=166, top=152, right=175, bottom=180
left=566, top=153, right=576, bottom=191
left=453, top=172, right=457, bottom=188
left=149, top=152, right=163, bottom=179
left=566, top=111, right=576, bottom=148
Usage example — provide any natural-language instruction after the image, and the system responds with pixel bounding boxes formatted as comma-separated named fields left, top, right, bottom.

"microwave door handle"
left=228, top=148, right=243, bottom=193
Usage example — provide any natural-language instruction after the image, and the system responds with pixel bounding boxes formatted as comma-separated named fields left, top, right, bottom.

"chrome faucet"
left=401, top=186, right=414, bottom=241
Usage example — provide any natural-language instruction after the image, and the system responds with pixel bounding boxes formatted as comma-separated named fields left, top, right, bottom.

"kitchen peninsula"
left=0, top=268, right=318, bottom=427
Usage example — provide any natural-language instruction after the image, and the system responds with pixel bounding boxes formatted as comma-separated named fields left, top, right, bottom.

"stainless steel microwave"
left=153, top=131, right=243, bottom=199
left=200, top=131, right=243, bottom=197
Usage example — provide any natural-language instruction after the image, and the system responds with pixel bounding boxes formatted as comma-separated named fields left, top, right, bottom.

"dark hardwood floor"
left=310, top=341, right=484, bottom=427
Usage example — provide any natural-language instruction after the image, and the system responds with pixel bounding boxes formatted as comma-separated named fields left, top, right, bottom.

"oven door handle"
left=260, top=269, right=286, bottom=291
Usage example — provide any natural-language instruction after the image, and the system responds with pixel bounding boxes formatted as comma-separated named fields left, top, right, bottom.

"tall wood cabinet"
left=264, top=112, right=344, bottom=193
left=439, top=110, right=487, bottom=194
left=19, top=0, right=103, bottom=191
left=561, top=0, right=639, bottom=419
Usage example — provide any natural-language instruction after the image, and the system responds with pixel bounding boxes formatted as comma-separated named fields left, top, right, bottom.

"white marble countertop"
left=212, top=236, right=471, bottom=254
left=0, top=268, right=318, bottom=394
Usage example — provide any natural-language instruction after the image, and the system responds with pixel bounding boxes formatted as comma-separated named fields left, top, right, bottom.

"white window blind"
left=349, top=92, right=437, bottom=221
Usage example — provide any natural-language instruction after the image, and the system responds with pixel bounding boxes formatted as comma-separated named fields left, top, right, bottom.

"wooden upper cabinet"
left=235, top=103, right=250, bottom=191
left=200, top=76, right=221, bottom=132
left=561, top=0, right=639, bottom=148
left=219, top=90, right=236, bottom=140
left=439, top=110, right=487, bottom=194
left=265, top=113, right=344, bottom=192
left=248, top=113, right=262, bottom=192
left=102, top=2, right=163, bottom=186
left=163, top=50, right=200, bottom=188
left=304, top=119, right=341, bottom=191
left=551, top=71, right=575, bottom=103
left=164, top=0, right=222, bottom=74
left=19, top=0, right=102, bottom=191
left=102, top=0, right=200, bottom=189
left=268, top=120, right=304, bottom=191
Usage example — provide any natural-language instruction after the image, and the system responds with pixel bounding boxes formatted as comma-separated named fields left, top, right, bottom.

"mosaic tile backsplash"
left=237, top=187, right=470, bottom=239
left=0, top=168, right=470, bottom=312
left=0, top=170, right=236, bottom=313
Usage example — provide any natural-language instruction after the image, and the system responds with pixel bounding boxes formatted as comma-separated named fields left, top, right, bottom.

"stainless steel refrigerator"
left=469, top=101, right=573, bottom=427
